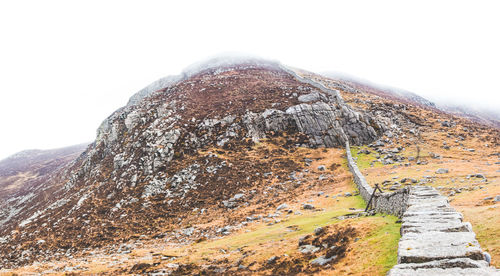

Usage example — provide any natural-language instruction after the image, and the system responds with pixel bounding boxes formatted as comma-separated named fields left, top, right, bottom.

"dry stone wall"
left=345, top=142, right=499, bottom=275
left=345, top=141, right=409, bottom=217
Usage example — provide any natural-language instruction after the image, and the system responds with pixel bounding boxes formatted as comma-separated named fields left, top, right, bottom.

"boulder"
left=314, top=227, right=325, bottom=236
left=299, top=245, right=320, bottom=254
left=302, top=204, right=315, bottom=210
left=267, top=256, right=279, bottom=264
left=297, top=92, right=322, bottom=103
left=311, top=255, right=336, bottom=266
left=436, top=168, right=449, bottom=174
left=276, top=203, right=289, bottom=211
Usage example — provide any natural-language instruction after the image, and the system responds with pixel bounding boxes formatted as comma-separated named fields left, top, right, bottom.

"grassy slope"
left=2, top=147, right=401, bottom=275
left=159, top=193, right=400, bottom=275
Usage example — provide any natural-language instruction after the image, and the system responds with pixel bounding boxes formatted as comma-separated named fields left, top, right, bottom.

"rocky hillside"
left=0, top=144, right=87, bottom=208
left=1, top=58, right=498, bottom=275
left=0, top=59, right=386, bottom=268
left=325, top=73, right=500, bottom=128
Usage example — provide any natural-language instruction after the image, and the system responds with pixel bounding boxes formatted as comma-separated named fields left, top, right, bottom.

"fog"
left=0, top=0, right=499, bottom=160
left=323, top=71, right=500, bottom=118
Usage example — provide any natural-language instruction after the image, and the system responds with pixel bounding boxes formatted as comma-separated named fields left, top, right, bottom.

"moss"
left=193, top=195, right=366, bottom=252
left=351, top=146, right=383, bottom=170
left=343, top=214, right=401, bottom=275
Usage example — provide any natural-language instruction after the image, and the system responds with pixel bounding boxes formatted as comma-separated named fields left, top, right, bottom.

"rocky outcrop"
left=244, top=101, right=379, bottom=148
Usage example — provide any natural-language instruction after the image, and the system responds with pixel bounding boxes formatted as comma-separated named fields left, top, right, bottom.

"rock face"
left=0, top=59, right=383, bottom=268
left=244, top=101, right=378, bottom=147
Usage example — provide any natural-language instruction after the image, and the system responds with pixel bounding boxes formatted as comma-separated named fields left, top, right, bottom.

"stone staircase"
left=388, top=186, right=499, bottom=275
left=344, top=142, right=498, bottom=275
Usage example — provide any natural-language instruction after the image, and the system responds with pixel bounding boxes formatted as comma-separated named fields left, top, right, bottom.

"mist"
left=323, top=71, right=500, bottom=120
left=0, top=0, right=499, bottom=160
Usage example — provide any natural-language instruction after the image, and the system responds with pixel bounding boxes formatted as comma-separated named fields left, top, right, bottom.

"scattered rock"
left=389, top=184, right=401, bottom=191
left=298, top=92, right=321, bottom=103
left=317, top=165, right=326, bottom=171
left=233, top=193, right=245, bottom=200
left=359, top=149, right=371, bottom=154
left=314, top=227, right=325, bottom=236
left=429, top=152, right=441, bottom=159
left=436, top=168, right=449, bottom=174
left=302, top=204, right=315, bottom=210
left=311, top=255, right=336, bottom=266
left=468, top=173, right=486, bottom=179
left=181, top=227, right=195, bottom=236
left=484, top=252, right=491, bottom=265
left=276, top=203, right=289, bottom=211
left=441, top=121, right=452, bottom=127
left=267, top=256, right=279, bottom=265
left=299, top=244, right=320, bottom=254
left=304, top=158, right=313, bottom=166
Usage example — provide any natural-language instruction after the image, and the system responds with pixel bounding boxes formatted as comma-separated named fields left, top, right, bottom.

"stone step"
left=401, top=221, right=472, bottom=234
left=410, top=190, right=439, bottom=195
left=409, top=192, right=441, bottom=198
left=398, top=231, right=484, bottom=264
left=403, top=211, right=463, bottom=219
left=402, top=215, right=463, bottom=223
left=392, top=258, right=490, bottom=270
left=411, top=186, right=436, bottom=190
left=408, top=195, right=448, bottom=201
left=388, top=258, right=499, bottom=275
left=406, top=205, right=456, bottom=213
left=407, top=199, right=449, bottom=206
left=389, top=266, right=499, bottom=276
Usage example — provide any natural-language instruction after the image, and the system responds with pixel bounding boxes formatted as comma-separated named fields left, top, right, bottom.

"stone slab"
left=398, top=231, right=484, bottom=263
left=401, top=221, right=472, bottom=234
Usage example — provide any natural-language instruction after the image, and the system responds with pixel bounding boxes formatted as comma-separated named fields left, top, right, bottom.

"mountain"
left=437, top=103, right=500, bottom=129
left=0, top=144, right=88, bottom=200
left=0, top=58, right=499, bottom=275
left=323, top=72, right=500, bottom=128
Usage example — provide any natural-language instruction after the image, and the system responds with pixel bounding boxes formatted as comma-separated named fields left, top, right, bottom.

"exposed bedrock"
left=244, top=101, right=379, bottom=148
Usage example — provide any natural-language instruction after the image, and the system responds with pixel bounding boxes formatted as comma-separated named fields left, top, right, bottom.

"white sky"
left=0, top=0, right=499, bottom=160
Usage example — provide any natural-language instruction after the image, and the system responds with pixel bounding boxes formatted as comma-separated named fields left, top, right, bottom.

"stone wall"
left=345, top=141, right=374, bottom=201
left=345, top=141, right=409, bottom=217
left=372, top=190, right=409, bottom=218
